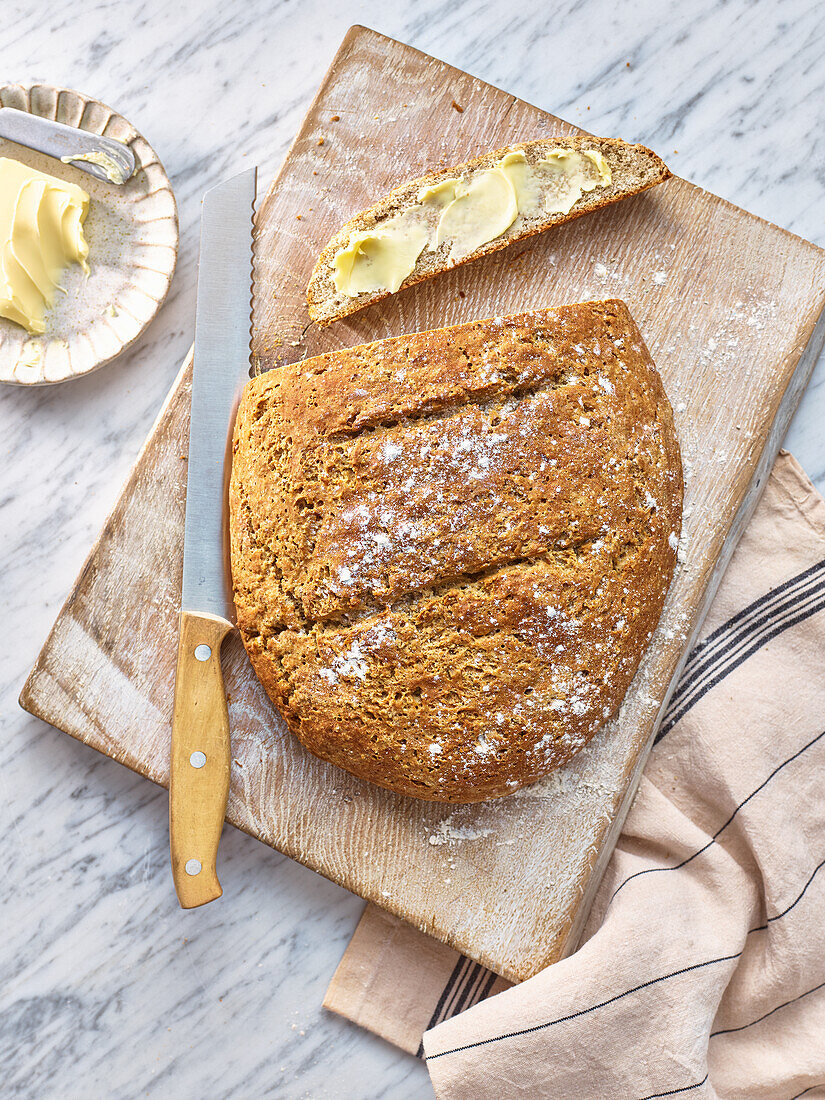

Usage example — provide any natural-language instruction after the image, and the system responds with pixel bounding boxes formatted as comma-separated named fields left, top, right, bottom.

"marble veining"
left=2, top=0, right=824, bottom=1096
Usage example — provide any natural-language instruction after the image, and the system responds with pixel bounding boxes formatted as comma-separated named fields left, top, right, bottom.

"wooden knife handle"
left=169, top=609, right=234, bottom=908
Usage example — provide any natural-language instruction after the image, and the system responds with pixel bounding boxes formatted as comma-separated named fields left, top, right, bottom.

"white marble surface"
left=3, top=0, right=825, bottom=1096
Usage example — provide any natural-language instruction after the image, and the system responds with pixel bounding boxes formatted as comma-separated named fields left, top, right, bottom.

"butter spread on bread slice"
left=307, top=137, right=670, bottom=325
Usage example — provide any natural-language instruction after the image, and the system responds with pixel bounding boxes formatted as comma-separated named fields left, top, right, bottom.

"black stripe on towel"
left=663, top=576, right=825, bottom=729
left=710, top=978, right=825, bottom=1037
left=450, top=962, right=488, bottom=1019
left=656, top=561, right=825, bottom=743
left=426, top=950, right=742, bottom=1059
left=637, top=1074, right=709, bottom=1099
left=609, top=729, right=825, bottom=905
left=673, top=559, right=825, bottom=696
left=751, top=854, right=825, bottom=929
left=416, top=956, right=474, bottom=1056
left=417, top=956, right=499, bottom=1057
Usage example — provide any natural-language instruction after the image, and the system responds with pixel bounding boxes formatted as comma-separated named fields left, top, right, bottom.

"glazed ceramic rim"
left=0, top=82, right=179, bottom=385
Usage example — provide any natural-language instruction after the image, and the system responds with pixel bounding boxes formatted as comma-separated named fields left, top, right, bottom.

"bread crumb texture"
left=230, top=300, right=682, bottom=802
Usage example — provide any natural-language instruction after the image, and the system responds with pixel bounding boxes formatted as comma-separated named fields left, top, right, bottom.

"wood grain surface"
left=21, top=26, right=825, bottom=982
left=169, top=608, right=233, bottom=909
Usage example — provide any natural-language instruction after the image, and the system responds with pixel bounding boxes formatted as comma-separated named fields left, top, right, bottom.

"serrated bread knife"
left=169, top=167, right=256, bottom=908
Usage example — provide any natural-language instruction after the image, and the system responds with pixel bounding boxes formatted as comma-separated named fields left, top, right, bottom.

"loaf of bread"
left=230, top=300, right=682, bottom=802
left=307, top=137, right=670, bottom=325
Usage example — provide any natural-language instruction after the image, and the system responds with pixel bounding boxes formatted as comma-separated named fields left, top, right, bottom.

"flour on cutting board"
left=507, top=763, right=617, bottom=801
left=428, top=815, right=496, bottom=845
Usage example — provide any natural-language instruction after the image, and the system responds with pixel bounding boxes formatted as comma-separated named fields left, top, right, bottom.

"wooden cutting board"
left=21, top=26, right=825, bottom=983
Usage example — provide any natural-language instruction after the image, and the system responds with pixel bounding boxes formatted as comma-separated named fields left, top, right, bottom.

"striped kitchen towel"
left=324, top=452, right=825, bottom=1099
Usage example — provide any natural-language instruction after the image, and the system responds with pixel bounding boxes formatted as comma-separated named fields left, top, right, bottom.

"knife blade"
left=169, top=167, right=256, bottom=909
left=0, top=107, right=136, bottom=184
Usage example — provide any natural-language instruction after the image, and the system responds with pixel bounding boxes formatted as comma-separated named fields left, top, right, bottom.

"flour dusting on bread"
left=230, top=300, right=682, bottom=802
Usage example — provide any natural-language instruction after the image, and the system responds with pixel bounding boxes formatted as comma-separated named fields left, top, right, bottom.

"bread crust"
left=307, top=137, right=671, bottom=325
left=230, top=300, right=683, bottom=802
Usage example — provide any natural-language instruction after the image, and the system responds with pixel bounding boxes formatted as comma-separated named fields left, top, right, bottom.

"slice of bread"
left=307, top=136, right=670, bottom=325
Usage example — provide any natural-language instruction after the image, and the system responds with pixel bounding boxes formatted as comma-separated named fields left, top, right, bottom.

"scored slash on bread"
left=230, top=300, right=683, bottom=802
left=306, top=136, right=671, bottom=326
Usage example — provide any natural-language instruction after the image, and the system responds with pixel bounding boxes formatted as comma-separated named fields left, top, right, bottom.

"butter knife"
left=0, top=106, right=136, bottom=184
left=169, top=167, right=257, bottom=908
